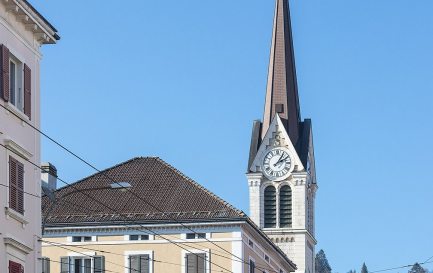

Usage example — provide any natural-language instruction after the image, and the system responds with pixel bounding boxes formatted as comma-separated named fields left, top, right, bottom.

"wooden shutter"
left=9, top=157, right=17, bottom=211
left=196, top=254, right=206, bottom=273
left=1, top=44, right=9, bottom=102
left=94, top=256, right=105, bottom=273
left=42, top=258, right=50, bottom=273
left=23, top=64, right=31, bottom=119
left=130, top=256, right=139, bottom=273
left=186, top=254, right=197, bottom=273
left=60, top=257, right=70, bottom=273
left=186, top=254, right=206, bottom=273
left=16, top=160, right=24, bottom=214
left=140, top=255, right=149, bottom=273
left=9, top=261, right=22, bottom=273
left=84, top=259, right=91, bottom=273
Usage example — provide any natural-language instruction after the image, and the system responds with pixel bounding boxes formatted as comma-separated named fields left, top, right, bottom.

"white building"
left=0, top=1, right=59, bottom=273
left=247, top=1, right=318, bottom=273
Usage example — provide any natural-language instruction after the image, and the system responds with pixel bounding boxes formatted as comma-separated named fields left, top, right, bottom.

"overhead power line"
left=40, top=238, right=233, bottom=273
left=370, top=260, right=433, bottom=273
left=0, top=103, right=280, bottom=273
left=0, top=142, right=234, bottom=273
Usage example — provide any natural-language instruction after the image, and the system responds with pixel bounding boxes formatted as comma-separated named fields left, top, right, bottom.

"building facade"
left=42, top=157, right=297, bottom=273
left=0, top=1, right=58, bottom=273
left=247, top=1, right=317, bottom=273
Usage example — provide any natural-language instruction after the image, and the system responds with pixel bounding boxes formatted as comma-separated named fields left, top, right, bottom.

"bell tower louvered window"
left=264, top=186, right=277, bottom=228
left=279, top=185, right=292, bottom=227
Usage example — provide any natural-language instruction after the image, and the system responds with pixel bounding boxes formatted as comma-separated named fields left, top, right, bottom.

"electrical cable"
left=1, top=172, right=275, bottom=273
left=0, top=103, right=285, bottom=273
left=39, top=238, right=236, bottom=273
left=0, top=142, right=234, bottom=273
left=370, top=261, right=433, bottom=273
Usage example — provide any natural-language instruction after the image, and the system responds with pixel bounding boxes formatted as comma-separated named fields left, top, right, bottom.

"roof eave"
left=3, top=0, right=60, bottom=44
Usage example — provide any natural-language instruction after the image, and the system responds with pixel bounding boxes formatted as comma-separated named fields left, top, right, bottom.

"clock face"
left=262, top=148, right=292, bottom=180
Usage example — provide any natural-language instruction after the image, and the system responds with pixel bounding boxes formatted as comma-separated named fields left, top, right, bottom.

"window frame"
left=61, top=255, right=104, bottom=273
left=184, top=233, right=209, bottom=240
left=69, top=236, right=96, bottom=243
left=124, top=251, right=153, bottom=273
left=129, top=234, right=150, bottom=241
left=249, top=257, right=256, bottom=273
left=41, top=257, right=51, bottom=273
left=182, top=249, right=210, bottom=273
left=8, top=53, right=23, bottom=112
left=71, top=257, right=92, bottom=273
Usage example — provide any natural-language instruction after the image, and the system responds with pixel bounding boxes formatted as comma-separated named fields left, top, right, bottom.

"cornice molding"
left=4, top=237, right=33, bottom=254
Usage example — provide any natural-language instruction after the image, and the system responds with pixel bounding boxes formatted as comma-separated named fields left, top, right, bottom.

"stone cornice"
left=43, top=221, right=245, bottom=236
left=4, top=237, right=33, bottom=254
left=1, top=0, right=59, bottom=44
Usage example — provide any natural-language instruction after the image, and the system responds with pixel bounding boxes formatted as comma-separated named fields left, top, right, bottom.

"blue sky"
left=33, top=1, right=433, bottom=273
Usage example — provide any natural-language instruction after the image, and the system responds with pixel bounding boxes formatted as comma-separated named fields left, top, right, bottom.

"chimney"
left=41, top=163, right=57, bottom=191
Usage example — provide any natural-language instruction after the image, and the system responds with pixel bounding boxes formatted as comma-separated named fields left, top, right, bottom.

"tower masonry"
left=247, top=1, right=318, bottom=273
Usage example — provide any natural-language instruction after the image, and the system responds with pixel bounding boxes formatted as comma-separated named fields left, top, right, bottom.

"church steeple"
left=247, top=2, right=317, bottom=273
left=262, top=0, right=301, bottom=146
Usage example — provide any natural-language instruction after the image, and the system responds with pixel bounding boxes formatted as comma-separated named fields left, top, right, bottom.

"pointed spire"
left=262, top=0, right=301, bottom=146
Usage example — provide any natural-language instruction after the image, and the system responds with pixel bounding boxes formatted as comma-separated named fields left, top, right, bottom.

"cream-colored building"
left=0, top=1, right=58, bottom=273
left=42, top=157, right=297, bottom=273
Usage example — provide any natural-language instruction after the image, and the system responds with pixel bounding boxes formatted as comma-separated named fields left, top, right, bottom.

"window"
left=279, top=185, right=292, bottom=228
left=73, top=258, right=91, bottom=273
left=60, top=256, right=104, bottom=273
left=72, top=236, right=92, bottom=242
left=9, top=156, right=24, bottom=214
left=129, top=255, right=150, bottom=273
left=129, top=235, right=149, bottom=241
left=9, top=261, right=24, bottom=273
left=41, top=257, right=50, bottom=273
left=264, top=186, right=276, bottom=228
left=0, top=44, right=32, bottom=119
left=9, top=55, right=23, bottom=111
left=186, top=233, right=207, bottom=239
left=186, top=253, right=206, bottom=273
left=264, top=255, right=270, bottom=263
left=248, top=239, right=254, bottom=248
left=249, top=259, right=255, bottom=273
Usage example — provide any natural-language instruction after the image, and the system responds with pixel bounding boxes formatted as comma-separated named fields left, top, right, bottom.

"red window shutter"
left=16, top=161, right=24, bottom=214
left=23, top=64, right=31, bottom=119
left=9, top=261, right=22, bottom=273
left=9, top=157, right=17, bottom=211
left=1, top=44, right=10, bottom=102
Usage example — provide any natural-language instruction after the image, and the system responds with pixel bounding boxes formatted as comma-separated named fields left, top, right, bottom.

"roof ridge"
left=155, top=158, right=247, bottom=218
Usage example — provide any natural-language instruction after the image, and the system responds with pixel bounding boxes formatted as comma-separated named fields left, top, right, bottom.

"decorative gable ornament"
left=249, top=114, right=305, bottom=180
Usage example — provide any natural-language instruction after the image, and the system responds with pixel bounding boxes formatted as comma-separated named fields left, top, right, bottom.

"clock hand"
left=273, top=154, right=286, bottom=167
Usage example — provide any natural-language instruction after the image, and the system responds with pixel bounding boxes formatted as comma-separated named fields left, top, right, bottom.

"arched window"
left=264, top=186, right=276, bottom=228
left=279, top=185, right=292, bottom=228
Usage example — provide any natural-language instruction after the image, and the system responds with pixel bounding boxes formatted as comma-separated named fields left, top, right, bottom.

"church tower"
left=246, top=1, right=318, bottom=273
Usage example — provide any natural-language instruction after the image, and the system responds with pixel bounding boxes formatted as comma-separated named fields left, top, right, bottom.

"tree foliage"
left=361, top=263, right=368, bottom=273
left=408, top=263, right=427, bottom=273
left=316, top=250, right=332, bottom=273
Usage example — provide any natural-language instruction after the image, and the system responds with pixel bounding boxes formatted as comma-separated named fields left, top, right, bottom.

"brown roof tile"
left=42, top=157, right=246, bottom=227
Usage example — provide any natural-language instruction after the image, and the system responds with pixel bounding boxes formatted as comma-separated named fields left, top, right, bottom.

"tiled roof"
left=42, top=157, right=246, bottom=227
